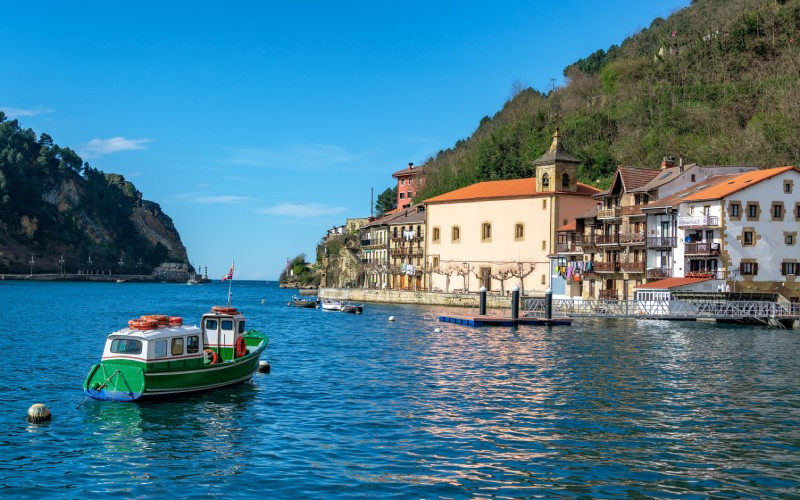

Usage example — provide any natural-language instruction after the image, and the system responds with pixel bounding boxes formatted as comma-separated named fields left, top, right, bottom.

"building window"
left=399, top=192, right=405, bottom=199
left=562, top=173, right=570, bottom=189
left=481, top=222, right=491, bottom=242
left=781, top=262, right=797, bottom=276
left=772, top=203, right=784, bottom=219
left=785, top=182, right=792, bottom=194
left=787, top=234, right=796, bottom=245
left=541, top=274, right=546, bottom=285
left=432, top=227, right=440, bottom=243
left=432, top=256, right=439, bottom=268
left=451, top=226, right=460, bottom=243
left=542, top=173, right=549, bottom=188
left=408, top=192, right=413, bottom=199
left=740, top=262, right=758, bottom=275
left=541, top=240, right=547, bottom=250
left=743, top=230, right=754, bottom=246
left=730, top=203, right=740, bottom=218
left=400, top=178, right=405, bottom=185
left=747, top=203, right=758, bottom=219
left=514, top=223, right=524, bottom=241
left=542, top=199, right=547, bottom=210
left=691, top=174, right=696, bottom=182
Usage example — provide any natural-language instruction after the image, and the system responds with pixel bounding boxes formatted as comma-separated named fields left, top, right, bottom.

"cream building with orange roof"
left=424, top=130, right=600, bottom=294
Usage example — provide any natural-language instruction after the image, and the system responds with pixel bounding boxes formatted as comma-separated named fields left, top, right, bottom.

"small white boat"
left=321, top=299, right=342, bottom=311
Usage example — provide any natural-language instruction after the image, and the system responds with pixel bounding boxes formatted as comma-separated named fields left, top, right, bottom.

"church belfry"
left=532, top=128, right=580, bottom=193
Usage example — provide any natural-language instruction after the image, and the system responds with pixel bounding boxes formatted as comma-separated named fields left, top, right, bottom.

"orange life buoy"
left=234, top=336, right=247, bottom=358
left=168, top=316, right=183, bottom=327
left=141, top=314, right=169, bottom=327
left=573, top=274, right=582, bottom=283
left=212, top=306, right=239, bottom=315
left=128, top=319, right=158, bottom=330
left=203, top=349, right=218, bottom=364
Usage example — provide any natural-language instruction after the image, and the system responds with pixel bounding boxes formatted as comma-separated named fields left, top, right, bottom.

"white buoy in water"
left=258, top=360, right=271, bottom=373
left=388, top=316, right=395, bottom=322
left=434, top=327, right=442, bottom=333
left=261, top=299, right=265, bottom=304
left=27, top=404, right=51, bottom=423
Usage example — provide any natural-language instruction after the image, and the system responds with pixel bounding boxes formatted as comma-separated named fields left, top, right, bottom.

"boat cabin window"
left=238, top=321, right=245, bottom=333
left=205, top=319, right=218, bottom=331
left=171, top=337, right=184, bottom=356
left=221, top=320, right=234, bottom=331
left=111, top=338, right=142, bottom=355
left=154, top=339, right=168, bottom=358
left=187, top=335, right=199, bottom=354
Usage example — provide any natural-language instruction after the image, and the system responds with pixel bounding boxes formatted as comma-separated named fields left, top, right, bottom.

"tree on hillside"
left=375, top=186, right=397, bottom=217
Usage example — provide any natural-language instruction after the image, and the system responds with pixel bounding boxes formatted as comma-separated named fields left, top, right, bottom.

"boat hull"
left=83, top=335, right=268, bottom=402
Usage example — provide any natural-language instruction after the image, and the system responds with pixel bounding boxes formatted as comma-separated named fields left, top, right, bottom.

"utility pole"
left=550, top=77, right=556, bottom=92
left=370, top=187, right=374, bottom=218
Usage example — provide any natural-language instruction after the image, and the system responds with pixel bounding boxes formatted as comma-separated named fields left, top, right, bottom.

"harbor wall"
left=318, top=287, right=539, bottom=308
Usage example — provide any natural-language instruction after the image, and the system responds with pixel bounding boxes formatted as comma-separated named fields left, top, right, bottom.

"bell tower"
left=533, top=128, right=580, bottom=193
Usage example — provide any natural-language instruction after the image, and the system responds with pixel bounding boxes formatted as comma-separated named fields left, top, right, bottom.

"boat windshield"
left=238, top=321, right=245, bottom=333
left=110, top=338, right=143, bottom=355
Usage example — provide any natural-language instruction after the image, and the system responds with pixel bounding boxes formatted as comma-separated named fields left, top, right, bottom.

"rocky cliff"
left=0, top=114, right=190, bottom=275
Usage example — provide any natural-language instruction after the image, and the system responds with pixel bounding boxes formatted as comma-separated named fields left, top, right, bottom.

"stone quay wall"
left=318, top=288, right=540, bottom=309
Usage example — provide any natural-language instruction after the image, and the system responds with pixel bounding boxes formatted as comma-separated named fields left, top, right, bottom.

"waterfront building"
left=392, top=162, right=425, bottom=210
left=359, top=216, right=390, bottom=288
left=552, top=158, right=757, bottom=299
left=424, top=130, right=600, bottom=294
left=386, top=205, right=427, bottom=290
left=640, top=165, right=800, bottom=301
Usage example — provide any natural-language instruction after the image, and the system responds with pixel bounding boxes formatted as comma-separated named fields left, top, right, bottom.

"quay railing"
left=522, top=298, right=800, bottom=322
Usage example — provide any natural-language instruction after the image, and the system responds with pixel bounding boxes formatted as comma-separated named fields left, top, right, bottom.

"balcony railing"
left=619, top=233, right=645, bottom=245
left=594, top=262, right=619, bottom=273
left=685, top=269, right=726, bottom=280
left=597, top=207, right=621, bottom=219
left=646, top=268, right=672, bottom=280
left=557, top=241, right=583, bottom=253
left=678, top=215, right=719, bottom=228
left=599, top=289, right=618, bottom=299
left=685, top=242, right=721, bottom=255
left=391, top=247, right=423, bottom=257
left=620, top=262, right=645, bottom=273
left=621, top=205, right=645, bottom=216
left=596, top=234, right=619, bottom=245
left=647, top=236, right=676, bottom=248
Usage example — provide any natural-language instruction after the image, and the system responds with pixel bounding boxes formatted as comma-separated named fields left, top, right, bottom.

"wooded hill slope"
left=417, top=0, right=800, bottom=199
left=0, top=113, right=190, bottom=274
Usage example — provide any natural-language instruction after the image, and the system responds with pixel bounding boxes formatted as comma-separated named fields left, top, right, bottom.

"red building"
left=392, top=162, right=425, bottom=210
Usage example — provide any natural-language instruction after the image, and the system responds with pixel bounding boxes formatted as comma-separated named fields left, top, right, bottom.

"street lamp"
left=58, top=255, right=65, bottom=275
left=87, top=256, right=93, bottom=275
left=29, top=255, right=35, bottom=276
left=118, top=257, right=125, bottom=275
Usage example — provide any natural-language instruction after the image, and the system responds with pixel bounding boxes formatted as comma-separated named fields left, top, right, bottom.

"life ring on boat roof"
left=141, top=314, right=169, bottom=327
left=212, top=306, right=239, bottom=315
left=234, top=337, right=247, bottom=358
left=203, top=349, right=218, bottom=364
left=168, top=316, right=183, bottom=327
left=128, top=319, right=158, bottom=330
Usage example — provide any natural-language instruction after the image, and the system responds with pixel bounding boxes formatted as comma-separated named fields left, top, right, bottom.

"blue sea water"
left=1, top=280, right=799, bottom=498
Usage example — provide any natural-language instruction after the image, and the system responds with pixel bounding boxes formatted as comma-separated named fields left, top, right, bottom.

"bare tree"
left=490, top=263, right=515, bottom=295
left=454, top=263, right=471, bottom=292
left=508, top=261, right=537, bottom=295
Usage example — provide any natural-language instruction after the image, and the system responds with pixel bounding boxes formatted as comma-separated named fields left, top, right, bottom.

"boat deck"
left=438, top=315, right=572, bottom=327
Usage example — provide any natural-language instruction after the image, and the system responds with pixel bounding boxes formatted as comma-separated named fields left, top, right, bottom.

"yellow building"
left=424, top=130, right=600, bottom=294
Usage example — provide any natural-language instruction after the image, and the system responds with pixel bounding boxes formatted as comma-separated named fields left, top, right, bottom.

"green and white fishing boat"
left=83, top=306, right=268, bottom=402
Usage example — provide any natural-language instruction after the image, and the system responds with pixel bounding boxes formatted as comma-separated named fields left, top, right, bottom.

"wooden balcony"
left=597, top=207, right=621, bottom=219
left=391, top=246, right=423, bottom=257
left=647, top=236, right=676, bottom=248
left=596, top=234, right=619, bottom=245
left=684, top=242, right=721, bottom=255
left=620, top=262, right=645, bottom=273
left=619, top=233, right=645, bottom=245
left=599, top=289, right=618, bottom=299
left=556, top=240, right=583, bottom=253
left=686, top=270, right=726, bottom=280
left=678, top=215, right=719, bottom=228
left=594, top=262, right=619, bottom=273
left=621, top=205, right=645, bottom=216
left=646, top=268, right=672, bottom=280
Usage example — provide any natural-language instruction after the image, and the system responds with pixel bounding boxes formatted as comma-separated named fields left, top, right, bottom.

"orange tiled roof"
left=635, top=277, right=712, bottom=290
left=557, top=220, right=576, bottom=232
left=392, top=166, right=425, bottom=178
left=683, top=166, right=797, bottom=201
left=424, top=178, right=600, bottom=204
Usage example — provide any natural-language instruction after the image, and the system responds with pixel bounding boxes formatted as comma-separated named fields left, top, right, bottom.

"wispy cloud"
left=0, top=106, right=54, bottom=118
left=80, top=136, right=152, bottom=158
left=258, top=202, right=346, bottom=218
left=196, top=195, right=250, bottom=204
left=228, top=143, right=375, bottom=170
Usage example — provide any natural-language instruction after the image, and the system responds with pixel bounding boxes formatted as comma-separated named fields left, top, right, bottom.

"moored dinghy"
left=83, top=306, right=268, bottom=401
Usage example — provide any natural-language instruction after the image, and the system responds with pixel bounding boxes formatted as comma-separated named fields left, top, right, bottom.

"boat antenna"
left=223, top=261, right=234, bottom=307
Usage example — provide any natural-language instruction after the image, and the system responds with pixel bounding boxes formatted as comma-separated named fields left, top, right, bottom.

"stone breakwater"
left=318, top=287, right=542, bottom=308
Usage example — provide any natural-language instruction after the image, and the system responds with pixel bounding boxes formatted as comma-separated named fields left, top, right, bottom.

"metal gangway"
left=523, top=298, right=800, bottom=327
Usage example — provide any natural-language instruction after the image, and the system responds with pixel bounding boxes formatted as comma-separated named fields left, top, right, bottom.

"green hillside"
left=417, top=0, right=800, bottom=199
left=0, top=113, right=190, bottom=274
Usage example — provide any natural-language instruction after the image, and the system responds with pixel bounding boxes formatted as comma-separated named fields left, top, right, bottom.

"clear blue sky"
left=2, top=1, right=689, bottom=280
